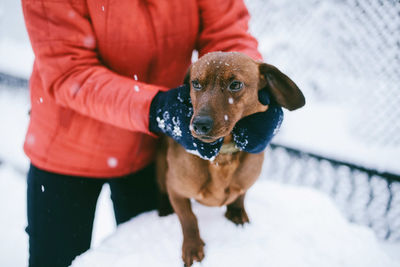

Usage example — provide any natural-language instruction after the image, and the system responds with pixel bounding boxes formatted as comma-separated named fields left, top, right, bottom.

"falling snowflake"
left=134, top=74, right=138, bottom=81
left=228, top=98, right=234, bottom=104
left=26, top=134, right=35, bottom=146
left=101, top=6, right=105, bottom=11
left=68, top=10, right=76, bottom=19
left=39, top=97, right=43, bottom=103
left=83, top=35, right=96, bottom=49
left=134, top=85, right=140, bottom=92
left=107, top=157, right=118, bottom=168
left=70, top=82, right=81, bottom=95
left=41, top=185, right=45, bottom=192
left=224, top=115, right=228, bottom=121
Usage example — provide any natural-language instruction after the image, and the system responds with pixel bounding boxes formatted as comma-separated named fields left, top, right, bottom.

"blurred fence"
left=263, top=144, right=400, bottom=241
left=0, top=72, right=28, bottom=88
left=245, top=0, right=400, bottom=146
left=245, top=0, right=400, bottom=241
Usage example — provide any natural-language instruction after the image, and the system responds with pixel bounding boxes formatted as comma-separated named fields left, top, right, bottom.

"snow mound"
left=72, top=180, right=397, bottom=267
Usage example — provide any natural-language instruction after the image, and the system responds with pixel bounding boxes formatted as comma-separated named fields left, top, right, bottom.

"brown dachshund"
left=156, top=52, right=305, bottom=266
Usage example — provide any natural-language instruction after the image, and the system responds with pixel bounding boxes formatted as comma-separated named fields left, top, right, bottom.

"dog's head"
left=185, top=52, right=305, bottom=143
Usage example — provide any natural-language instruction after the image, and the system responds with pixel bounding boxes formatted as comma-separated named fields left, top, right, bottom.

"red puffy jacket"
left=22, top=0, right=262, bottom=177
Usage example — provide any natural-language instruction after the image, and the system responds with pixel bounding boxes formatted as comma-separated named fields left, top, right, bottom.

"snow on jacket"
left=22, top=0, right=262, bottom=177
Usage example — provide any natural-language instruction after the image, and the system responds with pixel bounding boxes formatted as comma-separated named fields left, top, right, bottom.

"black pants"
left=26, top=163, right=159, bottom=267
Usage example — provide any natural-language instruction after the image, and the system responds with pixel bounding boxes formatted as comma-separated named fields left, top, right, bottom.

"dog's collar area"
left=219, top=142, right=241, bottom=155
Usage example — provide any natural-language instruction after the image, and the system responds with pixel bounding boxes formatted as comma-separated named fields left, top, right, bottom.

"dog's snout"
left=192, top=116, right=213, bottom=135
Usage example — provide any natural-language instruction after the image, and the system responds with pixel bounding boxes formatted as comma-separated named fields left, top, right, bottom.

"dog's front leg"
left=168, top=190, right=205, bottom=266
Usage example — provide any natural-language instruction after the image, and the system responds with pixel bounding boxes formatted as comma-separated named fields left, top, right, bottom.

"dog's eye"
left=191, top=80, right=202, bottom=91
left=229, top=81, right=243, bottom=92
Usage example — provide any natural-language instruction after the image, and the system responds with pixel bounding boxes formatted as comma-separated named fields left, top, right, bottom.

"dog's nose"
left=192, top=115, right=213, bottom=135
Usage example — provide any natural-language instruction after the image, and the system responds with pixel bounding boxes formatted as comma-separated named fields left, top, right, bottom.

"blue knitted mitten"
left=149, top=85, right=223, bottom=160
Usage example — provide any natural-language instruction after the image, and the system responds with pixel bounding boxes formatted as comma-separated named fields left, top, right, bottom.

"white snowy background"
left=0, top=0, right=399, bottom=266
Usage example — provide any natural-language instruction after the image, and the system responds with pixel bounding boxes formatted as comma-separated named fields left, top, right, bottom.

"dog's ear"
left=259, top=63, right=305, bottom=110
left=183, top=66, right=191, bottom=86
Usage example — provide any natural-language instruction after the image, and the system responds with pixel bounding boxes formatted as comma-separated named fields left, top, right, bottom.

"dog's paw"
left=225, top=207, right=250, bottom=226
left=182, top=238, right=205, bottom=267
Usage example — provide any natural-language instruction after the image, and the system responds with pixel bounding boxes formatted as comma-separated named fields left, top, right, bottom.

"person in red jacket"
left=22, top=0, right=263, bottom=266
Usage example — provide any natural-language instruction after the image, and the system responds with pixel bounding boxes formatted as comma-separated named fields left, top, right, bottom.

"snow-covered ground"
left=0, top=165, right=28, bottom=267
left=71, top=179, right=398, bottom=267
left=1, top=0, right=400, bottom=266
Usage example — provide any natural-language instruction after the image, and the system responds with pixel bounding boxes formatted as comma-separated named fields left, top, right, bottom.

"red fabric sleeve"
left=22, top=0, right=167, bottom=135
left=196, top=0, right=263, bottom=61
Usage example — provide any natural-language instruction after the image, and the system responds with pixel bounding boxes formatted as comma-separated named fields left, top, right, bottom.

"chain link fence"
left=245, top=0, right=400, bottom=146
left=245, top=0, right=400, bottom=241
left=0, top=72, right=28, bottom=88
left=262, top=144, right=400, bottom=241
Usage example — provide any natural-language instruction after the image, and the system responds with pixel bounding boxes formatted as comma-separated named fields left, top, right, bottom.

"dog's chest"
left=195, top=153, right=245, bottom=206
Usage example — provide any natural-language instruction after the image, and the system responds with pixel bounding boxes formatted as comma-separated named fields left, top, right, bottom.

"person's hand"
left=232, top=89, right=283, bottom=153
left=149, top=85, right=223, bottom=160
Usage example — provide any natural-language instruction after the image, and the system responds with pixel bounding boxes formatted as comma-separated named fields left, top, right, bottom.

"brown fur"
left=156, top=52, right=305, bottom=266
